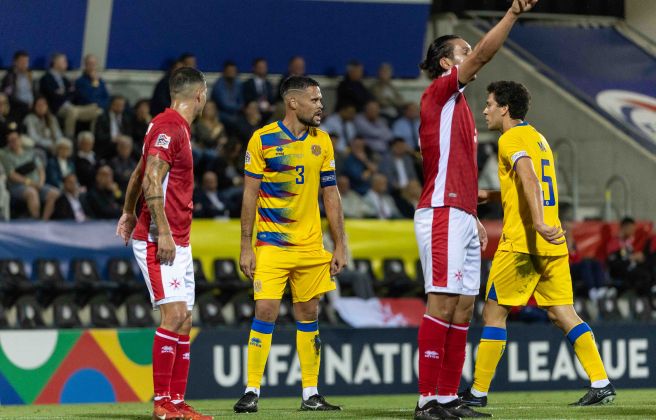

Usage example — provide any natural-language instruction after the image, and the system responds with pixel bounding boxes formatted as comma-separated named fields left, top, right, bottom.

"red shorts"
left=414, top=207, right=481, bottom=295
left=132, top=240, right=195, bottom=309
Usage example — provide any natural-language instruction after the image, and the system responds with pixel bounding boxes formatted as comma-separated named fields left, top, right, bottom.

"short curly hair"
left=486, top=81, right=531, bottom=120
left=419, top=35, right=461, bottom=79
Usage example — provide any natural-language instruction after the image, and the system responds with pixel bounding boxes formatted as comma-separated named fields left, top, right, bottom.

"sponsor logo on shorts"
left=161, top=345, right=175, bottom=354
left=424, top=350, right=439, bottom=359
left=249, top=337, right=262, bottom=348
left=155, top=133, right=171, bottom=149
left=311, top=144, right=321, bottom=156
left=254, top=280, right=262, bottom=293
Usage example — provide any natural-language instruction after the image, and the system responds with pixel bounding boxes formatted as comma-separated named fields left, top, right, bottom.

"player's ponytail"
left=420, top=35, right=461, bottom=80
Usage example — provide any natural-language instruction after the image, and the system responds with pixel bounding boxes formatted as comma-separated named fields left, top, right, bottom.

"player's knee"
left=428, top=305, right=456, bottom=322
left=161, top=306, right=188, bottom=330
left=546, top=306, right=563, bottom=328
left=254, top=302, right=279, bottom=322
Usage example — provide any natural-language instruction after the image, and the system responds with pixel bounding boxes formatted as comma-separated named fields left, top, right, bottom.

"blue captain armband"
left=320, top=170, right=336, bottom=187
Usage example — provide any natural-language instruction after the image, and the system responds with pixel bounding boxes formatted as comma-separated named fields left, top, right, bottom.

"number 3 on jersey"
left=295, top=165, right=305, bottom=184
left=540, top=159, right=555, bottom=206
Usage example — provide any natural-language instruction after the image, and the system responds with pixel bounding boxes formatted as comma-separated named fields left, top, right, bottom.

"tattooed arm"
left=116, top=157, right=144, bottom=244
left=142, top=154, right=176, bottom=264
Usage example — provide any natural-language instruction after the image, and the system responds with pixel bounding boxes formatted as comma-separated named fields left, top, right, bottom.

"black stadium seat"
left=88, top=296, right=120, bottom=328
left=381, top=258, right=422, bottom=297
left=125, top=294, right=155, bottom=327
left=52, top=295, right=83, bottom=328
left=33, top=259, right=71, bottom=306
left=107, top=258, right=144, bottom=303
left=14, top=296, right=45, bottom=328
left=193, top=259, right=219, bottom=294
left=196, top=292, right=224, bottom=326
left=0, top=259, right=34, bottom=307
left=213, top=258, right=250, bottom=292
left=70, top=259, right=117, bottom=305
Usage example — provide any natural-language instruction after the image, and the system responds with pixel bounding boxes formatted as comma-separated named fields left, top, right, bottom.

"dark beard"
left=298, top=114, right=320, bottom=127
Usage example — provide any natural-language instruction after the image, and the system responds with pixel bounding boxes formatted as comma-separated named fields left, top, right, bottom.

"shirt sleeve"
left=244, top=132, right=265, bottom=179
left=147, top=123, right=179, bottom=165
left=320, top=135, right=337, bottom=187
left=499, top=133, right=530, bottom=170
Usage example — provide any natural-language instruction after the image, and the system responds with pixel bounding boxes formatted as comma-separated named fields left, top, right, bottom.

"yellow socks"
left=567, top=322, right=608, bottom=383
left=246, top=318, right=275, bottom=389
left=472, top=326, right=507, bottom=394
left=296, top=320, right=321, bottom=389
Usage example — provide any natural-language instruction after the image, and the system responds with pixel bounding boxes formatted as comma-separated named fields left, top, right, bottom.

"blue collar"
left=516, top=121, right=529, bottom=127
left=278, top=120, right=309, bottom=141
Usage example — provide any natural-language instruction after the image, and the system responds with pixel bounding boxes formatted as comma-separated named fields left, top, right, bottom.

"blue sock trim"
left=251, top=318, right=275, bottom=334
left=487, top=283, right=498, bottom=301
left=296, top=320, right=319, bottom=332
left=481, top=326, right=507, bottom=341
left=567, top=322, right=591, bottom=345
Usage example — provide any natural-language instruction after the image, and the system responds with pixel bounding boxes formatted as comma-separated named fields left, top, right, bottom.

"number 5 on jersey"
left=540, top=159, right=555, bottom=207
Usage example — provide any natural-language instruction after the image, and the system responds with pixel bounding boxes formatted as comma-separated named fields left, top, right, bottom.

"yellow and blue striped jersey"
left=497, top=122, right=568, bottom=256
left=245, top=121, right=336, bottom=251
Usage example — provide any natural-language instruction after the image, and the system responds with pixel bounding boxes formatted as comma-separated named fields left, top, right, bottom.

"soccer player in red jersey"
left=412, top=1, right=537, bottom=419
left=116, top=67, right=212, bottom=420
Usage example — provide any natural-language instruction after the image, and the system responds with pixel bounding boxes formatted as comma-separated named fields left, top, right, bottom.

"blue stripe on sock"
left=567, top=322, right=591, bottom=345
left=481, top=326, right=507, bottom=341
left=487, top=283, right=498, bottom=301
left=251, top=318, right=275, bottom=334
left=296, top=320, right=319, bottom=332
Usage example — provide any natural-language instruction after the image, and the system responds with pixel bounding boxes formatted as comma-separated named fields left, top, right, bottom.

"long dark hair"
left=419, top=35, right=461, bottom=79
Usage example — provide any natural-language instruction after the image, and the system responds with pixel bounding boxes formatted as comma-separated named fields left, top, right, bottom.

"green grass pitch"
left=1, top=389, right=653, bottom=419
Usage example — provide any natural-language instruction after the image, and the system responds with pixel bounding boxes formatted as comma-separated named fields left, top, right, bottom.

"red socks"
left=417, top=315, right=450, bottom=396
left=170, top=334, right=191, bottom=402
left=437, top=322, right=469, bottom=396
left=153, top=328, right=179, bottom=399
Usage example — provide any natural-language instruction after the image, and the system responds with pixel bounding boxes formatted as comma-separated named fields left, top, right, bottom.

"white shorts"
left=132, top=240, right=195, bottom=310
left=414, top=207, right=481, bottom=295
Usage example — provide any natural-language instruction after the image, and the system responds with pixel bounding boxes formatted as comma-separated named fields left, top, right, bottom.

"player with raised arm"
left=116, top=67, right=213, bottom=420
left=413, top=1, right=538, bottom=419
left=459, top=81, right=615, bottom=408
left=233, top=76, right=347, bottom=413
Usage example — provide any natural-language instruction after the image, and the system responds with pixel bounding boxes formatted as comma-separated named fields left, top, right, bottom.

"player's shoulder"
left=251, top=121, right=281, bottom=140
left=311, top=126, right=331, bottom=142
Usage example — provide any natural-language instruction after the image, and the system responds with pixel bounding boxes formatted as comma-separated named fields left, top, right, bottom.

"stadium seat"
left=193, top=259, right=220, bottom=294
left=213, top=258, right=250, bottom=292
left=277, top=296, right=295, bottom=325
left=629, top=295, right=652, bottom=321
left=597, top=290, right=623, bottom=321
left=88, top=296, right=120, bottom=328
left=107, top=258, right=143, bottom=303
left=0, top=304, right=9, bottom=328
left=415, top=259, right=423, bottom=283
left=196, top=292, right=224, bottom=327
left=124, top=293, right=155, bottom=327
left=14, top=295, right=45, bottom=328
left=52, top=295, right=83, bottom=328
left=229, top=294, right=254, bottom=326
left=335, top=269, right=375, bottom=299
left=33, top=259, right=72, bottom=306
left=193, top=259, right=207, bottom=283
left=573, top=297, right=592, bottom=322
left=382, top=258, right=422, bottom=297
left=353, top=258, right=375, bottom=280
left=70, top=259, right=117, bottom=305
left=0, top=259, right=35, bottom=307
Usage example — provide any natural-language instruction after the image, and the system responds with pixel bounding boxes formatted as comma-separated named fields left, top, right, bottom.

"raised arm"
left=322, top=185, right=347, bottom=275
left=458, top=0, right=537, bottom=84
left=116, top=157, right=144, bottom=244
left=142, top=154, right=176, bottom=264
left=239, top=175, right=261, bottom=280
left=514, top=157, right=565, bottom=245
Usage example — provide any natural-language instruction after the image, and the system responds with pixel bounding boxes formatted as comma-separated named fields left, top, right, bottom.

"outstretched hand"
left=116, top=212, right=137, bottom=246
left=511, top=0, right=538, bottom=15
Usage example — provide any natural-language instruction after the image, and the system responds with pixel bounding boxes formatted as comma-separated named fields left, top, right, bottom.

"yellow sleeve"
left=244, top=132, right=265, bottom=179
left=320, top=135, right=336, bottom=187
left=499, top=133, right=530, bottom=171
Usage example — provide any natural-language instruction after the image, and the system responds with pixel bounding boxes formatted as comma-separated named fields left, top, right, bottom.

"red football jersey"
left=417, top=66, right=478, bottom=215
left=133, top=108, right=194, bottom=246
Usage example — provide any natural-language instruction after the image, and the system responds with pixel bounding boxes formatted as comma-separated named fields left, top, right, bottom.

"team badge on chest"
left=311, top=144, right=321, bottom=156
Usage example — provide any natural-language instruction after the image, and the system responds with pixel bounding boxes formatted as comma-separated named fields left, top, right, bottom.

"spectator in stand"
left=337, top=175, right=376, bottom=219
left=370, top=63, right=404, bottom=120
left=243, top=58, right=275, bottom=122
left=321, top=103, right=357, bottom=153
left=75, top=131, right=97, bottom=190
left=606, top=216, right=652, bottom=295
left=150, top=58, right=183, bottom=116
left=46, top=138, right=75, bottom=188
left=131, top=99, right=151, bottom=153
left=0, top=161, right=9, bottom=220
left=95, top=95, right=132, bottom=160
left=0, top=93, right=22, bottom=147
left=397, top=179, right=422, bottom=218
left=86, top=164, right=123, bottom=219
left=335, top=60, right=373, bottom=112
left=193, top=171, right=229, bottom=219
left=380, top=138, right=418, bottom=193
left=354, top=100, right=393, bottom=155
left=328, top=131, right=348, bottom=174
left=364, top=173, right=402, bottom=220
left=1, top=50, right=34, bottom=121
left=74, top=54, right=110, bottom=110
left=192, top=100, right=228, bottom=153
left=212, top=61, right=243, bottom=127
left=343, top=136, right=377, bottom=195
left=40, top=53, right=102, bottom=138
left=276, top=56, right=306, bottom=102
left=392, top=102, right=420, bottom=151
left=23, top=96, right=63, bottom=155
left=210, top=139, right=244, bottom=214
left=234, top=101, right=262, bottom=145
left=0, top=128, right=59, bottom=219
left=565, top=223, right=608, bottom=301
left=51, top=173, right=89, bottom=222
left=179, top=52, right=197, bottom=69
left=109, top=135, right=137, bottom=192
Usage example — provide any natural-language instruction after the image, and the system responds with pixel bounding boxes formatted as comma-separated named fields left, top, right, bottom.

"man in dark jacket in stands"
left=86, top=164, right=123, bottom=219
left=52, top=173, right=89, bottom=221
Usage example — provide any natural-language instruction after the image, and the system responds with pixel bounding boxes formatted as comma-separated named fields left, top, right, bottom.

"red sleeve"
left=146, top=123, right=180, bottom=164
left=428, top=65, right=461, bottom=105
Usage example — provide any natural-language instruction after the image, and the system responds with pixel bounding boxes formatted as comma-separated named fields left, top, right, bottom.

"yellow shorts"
left=253, top=246, right=335, bottom=303
left=485, top=250, right=573, bottom=307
